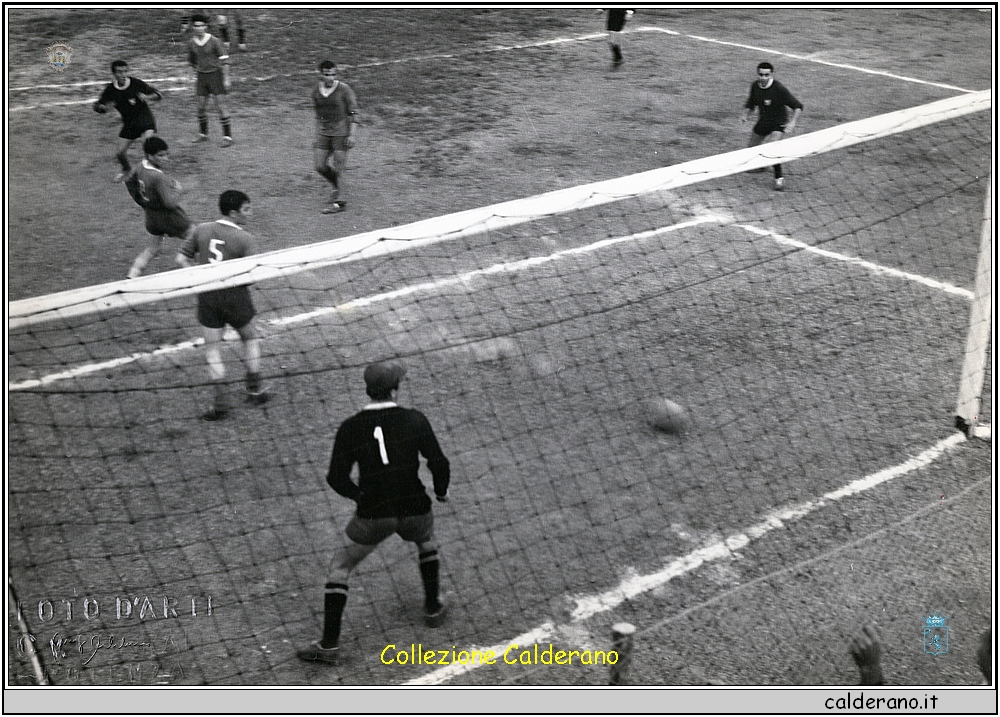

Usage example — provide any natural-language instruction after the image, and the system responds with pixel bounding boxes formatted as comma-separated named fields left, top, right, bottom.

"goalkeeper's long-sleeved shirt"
left=327, top=402, right=450, bottom=518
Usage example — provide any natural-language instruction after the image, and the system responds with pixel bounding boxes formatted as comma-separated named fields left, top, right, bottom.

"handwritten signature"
left=45, top=633, right=152, bottom=665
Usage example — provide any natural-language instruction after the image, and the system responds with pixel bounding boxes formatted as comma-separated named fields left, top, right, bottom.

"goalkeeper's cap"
left=364, top=360, right=407, bottom=395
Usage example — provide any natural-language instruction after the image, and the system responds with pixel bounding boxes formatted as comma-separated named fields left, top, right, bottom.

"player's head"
left=219, top=190, right=251, bottom=218
left=318, top=60, right=338, bottom=85
left=110, top=60, right=128, bottom=79
left=756, top=62, right=774, bottom=87
left=143, top=136, right=169, bottom=159
left=191, top=13, right=210, bottom=35
left=364, top=360, right=407, bottom=400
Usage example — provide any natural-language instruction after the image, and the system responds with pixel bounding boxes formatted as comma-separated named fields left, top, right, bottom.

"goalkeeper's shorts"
left=346, top=512, right=434, bottom=546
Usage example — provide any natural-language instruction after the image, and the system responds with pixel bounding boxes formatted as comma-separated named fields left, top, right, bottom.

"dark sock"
left=611, top=45, right=623, bottom=61
left=320, top=166, right=339, bottom=188
left=221, top=117, right=232, bottom=138
left=212, top=381, right=226, bottom=411
left=322, top=582, right=348, bottom=648
left=117, top=153, right=131, bottom=172
left=418, top=550, right=441, bottom=611
left=245, top=372, right=261, bottom=393
left=238, top=29, right=246, bottom=44
left=774, top=164, right=783, bottom=179
left=199, top=117, right=209, bottom=135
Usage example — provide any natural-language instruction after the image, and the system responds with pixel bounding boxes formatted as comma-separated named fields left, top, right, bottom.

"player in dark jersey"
left=605, top=9, right=634, bottom=69
left=313, top=60, right=358, bottom=214
left=297, top=361, right=450, bottom=664
left=93, top=59, right=161, bottom=182
left=741, top=61, right=803, bottom=191
left=125, top=137, right=194, bottom=279
left=188, top=13, right=233, bottom=147
left=176, top=190, right=267, bottom=420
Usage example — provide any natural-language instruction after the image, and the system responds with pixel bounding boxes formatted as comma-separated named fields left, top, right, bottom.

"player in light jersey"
left=176, top=190, right=267, bottom=420
left=125, top=137, right=193, bottom=279
left=313, top=60, right=358, bottom=214
left=93, top=59, right=161, bottom=181
left=188, top=13, right=233, bottom=146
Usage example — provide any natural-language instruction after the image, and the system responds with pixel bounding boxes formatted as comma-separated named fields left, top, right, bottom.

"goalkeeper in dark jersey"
left=297, top=361, right=450, bottom=665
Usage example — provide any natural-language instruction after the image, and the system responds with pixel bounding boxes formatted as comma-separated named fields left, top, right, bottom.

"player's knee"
left=237, top=323, right=258, bottom=342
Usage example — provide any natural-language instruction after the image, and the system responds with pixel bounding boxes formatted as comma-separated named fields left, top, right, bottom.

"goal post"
left=955, top=172, right=993, bottom=439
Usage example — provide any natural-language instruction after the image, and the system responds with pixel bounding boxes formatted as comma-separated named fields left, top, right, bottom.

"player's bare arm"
left=785, top=106, right=802, bottom=133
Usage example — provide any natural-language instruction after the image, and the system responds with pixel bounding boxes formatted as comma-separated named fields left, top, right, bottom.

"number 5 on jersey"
left=373, top=426, right=389, bottom=465
left=208, top=238, right=225, bottom=263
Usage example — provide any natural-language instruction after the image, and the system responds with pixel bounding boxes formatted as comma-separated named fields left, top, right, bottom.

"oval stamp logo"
left=46, top=42, right=73, bottom=72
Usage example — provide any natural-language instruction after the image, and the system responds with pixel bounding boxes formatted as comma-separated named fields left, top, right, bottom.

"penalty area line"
left=402, top=432, right=967, bottom=685
left=736, top=224, right=974, bottom=301
left=7, top=215, right=723, bottom=391
left=641, top=27, right=978, bottom=94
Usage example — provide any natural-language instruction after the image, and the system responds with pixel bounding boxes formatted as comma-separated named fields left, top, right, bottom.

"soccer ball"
left=647, top=398, right=689, bottom=434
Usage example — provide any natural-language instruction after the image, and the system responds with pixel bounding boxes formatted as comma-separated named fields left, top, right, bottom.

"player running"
left=741, top=61, right=804, bottom=191
left=175, top=190, right=267, bottom=420
left=93, top=59, right=162, bottom=182
left=124, top=137, right=193, bottom=279
left=605, top=8, right=634, bottom=69
left=297, top=361, right=449, bottom=664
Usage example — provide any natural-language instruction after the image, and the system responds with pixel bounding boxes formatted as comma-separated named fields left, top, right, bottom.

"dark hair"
left=366, top=384, right=396, bottom=401
left=143, top=136, right=168, bottom=155
left=318, top=60, right=337, bottom=71
left=110, top=59, right=128, bottom=72
left=219, top=190, right=251, bottom=216
left=757, top=61, right=774, bottom=72
left=191, top=13, right=210, bottom=25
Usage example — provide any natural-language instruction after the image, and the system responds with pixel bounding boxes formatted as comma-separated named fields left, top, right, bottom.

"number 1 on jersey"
left=373, top=426, right=389, bottom=465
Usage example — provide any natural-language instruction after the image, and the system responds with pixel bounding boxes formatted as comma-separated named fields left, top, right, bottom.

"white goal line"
left=404, top=432, right=968, bottom=684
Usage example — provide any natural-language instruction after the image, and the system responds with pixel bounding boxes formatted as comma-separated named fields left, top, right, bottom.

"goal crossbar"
left=9, top=89, right=989, bottom=330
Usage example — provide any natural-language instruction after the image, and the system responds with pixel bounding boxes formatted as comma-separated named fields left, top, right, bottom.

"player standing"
left=93, top=60, right=162, bottom=182
left=125, top=137, right=194, bottom=279
left=217, top=11, right=247, bottom=51
left=175, top=190, right=267, bottom=420
left=313, top=60, right=358, bottom=214
left=297, top=361, right=450, bottom=664
left=740, top=61, right=803, bottom=191
left=181, top=10, right=247, bottom=51
left=188, top=13, right=233, bottom=147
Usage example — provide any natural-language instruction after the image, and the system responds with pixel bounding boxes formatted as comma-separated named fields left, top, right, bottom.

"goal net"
left=7, top=90, right=991, bottom=686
